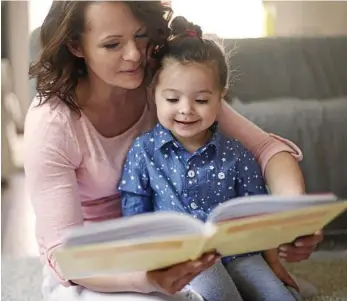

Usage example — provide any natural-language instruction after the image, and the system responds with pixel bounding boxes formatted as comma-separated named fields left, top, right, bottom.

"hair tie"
left=185, top=30, right=198, bottom=37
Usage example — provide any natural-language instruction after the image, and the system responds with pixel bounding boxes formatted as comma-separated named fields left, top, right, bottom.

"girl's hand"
left=147, top=252, right=220, bottom=295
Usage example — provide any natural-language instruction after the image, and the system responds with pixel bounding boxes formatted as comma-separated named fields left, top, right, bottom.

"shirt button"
left=218, top=172, right=226, bottom=179
left=188, top=170, right=195, bottom=178
left=190, top=202, right=198, bottom=209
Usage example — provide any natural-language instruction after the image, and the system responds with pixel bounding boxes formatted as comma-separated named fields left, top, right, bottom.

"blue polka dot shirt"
left=118, top=123, right=268, bottom=262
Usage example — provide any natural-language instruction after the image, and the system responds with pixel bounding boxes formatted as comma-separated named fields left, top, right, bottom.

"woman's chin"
left=120, top=81, right=143, bottom=90
left=116, top=70, right=144, bottom=90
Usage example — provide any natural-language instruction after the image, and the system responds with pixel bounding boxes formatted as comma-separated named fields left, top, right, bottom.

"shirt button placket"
left=188, top=170, right=195, bottom=178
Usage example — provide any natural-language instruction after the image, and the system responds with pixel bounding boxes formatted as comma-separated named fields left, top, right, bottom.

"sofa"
left=28, top=31, right=347, bottom=231
left=222, top=36, right=347, bottom=232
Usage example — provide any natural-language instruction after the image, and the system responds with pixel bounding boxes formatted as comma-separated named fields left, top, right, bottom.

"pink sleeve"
left=24, top=105, right=83, bottom=286
left=24, top=104, right=157, bottom=293
left=217, top=100, right=303, bottom=173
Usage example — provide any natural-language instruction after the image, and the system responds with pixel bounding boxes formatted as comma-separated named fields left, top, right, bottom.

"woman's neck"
left=77, top=75, right=130, bottom=109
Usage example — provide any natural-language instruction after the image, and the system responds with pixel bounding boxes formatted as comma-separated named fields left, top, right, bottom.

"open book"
left=56, top=194, right=347, bottom=280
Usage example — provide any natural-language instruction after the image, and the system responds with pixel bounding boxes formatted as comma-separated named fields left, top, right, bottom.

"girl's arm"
left=119, top=140, right=154, bottom=216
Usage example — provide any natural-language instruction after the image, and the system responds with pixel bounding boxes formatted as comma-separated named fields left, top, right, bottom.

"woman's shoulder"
left=27, top=96, right=76, bottom=125
left=24, top=96, right=82, bottom=167
left=25, top=96, right=80, bottom=150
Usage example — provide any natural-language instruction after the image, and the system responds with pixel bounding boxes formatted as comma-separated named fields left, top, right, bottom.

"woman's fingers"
left=171, top=272, right=197, bottom=293
left=147, top=253, right=220, bottom=295
left=278, top=231, right=323, bottom=262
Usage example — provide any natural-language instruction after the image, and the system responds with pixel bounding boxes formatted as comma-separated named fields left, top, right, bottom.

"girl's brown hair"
left=153, top=16, right=229, bottom=91
left=29, top=1, right=172, bottom=115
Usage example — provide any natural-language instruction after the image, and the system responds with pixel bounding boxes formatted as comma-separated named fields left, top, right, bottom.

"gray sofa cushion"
left=223, top=37, right=347, bottom=102
left=232, top=96, right=347, bottom=199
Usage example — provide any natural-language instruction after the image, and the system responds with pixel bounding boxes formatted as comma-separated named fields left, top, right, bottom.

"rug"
left=1, top=256, right=43, bottom=301
left=1, top=254, right=347, bottom=301
left=284, top=252, right=347, bottom=301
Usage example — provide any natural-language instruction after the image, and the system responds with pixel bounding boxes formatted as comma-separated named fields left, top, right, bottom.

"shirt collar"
left=198, top=122, right=221, bottom=154
left=153, top=122, right=221, bottom=152
left=153, top=123, right=177, bottom=151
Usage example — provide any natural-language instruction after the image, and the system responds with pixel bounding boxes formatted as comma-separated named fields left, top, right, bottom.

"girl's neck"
left=174, top=129, right=213, bottom=153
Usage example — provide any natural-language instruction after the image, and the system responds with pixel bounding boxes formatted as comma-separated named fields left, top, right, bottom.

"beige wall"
left=265, top=1, right=347, bottom=37
left=4, top=1, right=30, bottom=117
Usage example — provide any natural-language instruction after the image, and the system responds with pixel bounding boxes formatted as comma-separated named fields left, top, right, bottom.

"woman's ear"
left=66, top=42, right=84, bottom=58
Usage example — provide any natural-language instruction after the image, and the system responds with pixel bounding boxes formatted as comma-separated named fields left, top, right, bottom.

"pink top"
left=24, top=94, right=302, bottom=292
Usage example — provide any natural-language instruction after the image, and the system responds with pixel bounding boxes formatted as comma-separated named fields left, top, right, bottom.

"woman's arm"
left=24, top=105, right=155, bottom=293
left=217, top=100, right=303, bottom=192
left=265, top=151, right=305, bottom=195
left=218, top=100, right=323, bottom=262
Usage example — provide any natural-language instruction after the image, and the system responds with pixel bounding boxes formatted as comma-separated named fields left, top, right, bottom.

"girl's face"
left=71, top=2, right=150, bottom=90
left=155, top=60, right=225, bottom=144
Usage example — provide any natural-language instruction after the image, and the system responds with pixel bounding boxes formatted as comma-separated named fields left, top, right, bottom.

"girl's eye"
left=166, top=98, right=179, bottom=103
left=104, top=43, right=120, bottom=50
left=196, top=99, right=208, bottom=104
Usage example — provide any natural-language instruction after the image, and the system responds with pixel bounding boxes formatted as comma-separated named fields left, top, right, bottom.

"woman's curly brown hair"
left=29, top=1, right=172, bottom=115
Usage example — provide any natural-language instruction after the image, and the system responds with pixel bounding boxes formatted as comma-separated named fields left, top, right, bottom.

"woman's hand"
left=278, top=231, right=323, bottom=262
left=147, top=252, right=220, bottom=295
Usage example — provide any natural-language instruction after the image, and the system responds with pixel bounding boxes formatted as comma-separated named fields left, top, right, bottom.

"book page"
left=64, top=212, right=205, bottom=246
left=207, top=194, right=337, bottom=223
left=56, top=212, right=209, bottom=279
left=202, top=201, right=347, bottom=256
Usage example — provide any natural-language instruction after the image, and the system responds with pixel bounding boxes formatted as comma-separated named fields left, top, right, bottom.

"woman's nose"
left=122, top=40, right=141, bottom=62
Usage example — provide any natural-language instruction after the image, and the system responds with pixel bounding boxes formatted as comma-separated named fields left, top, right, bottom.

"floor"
left=1, top=171, right=39, bottom=258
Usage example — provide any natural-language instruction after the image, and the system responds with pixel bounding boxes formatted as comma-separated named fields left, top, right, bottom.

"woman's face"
left=76, top=2, right=150, bottom=90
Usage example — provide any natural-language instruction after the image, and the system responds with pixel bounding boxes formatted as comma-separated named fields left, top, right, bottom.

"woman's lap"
left=42, top=266, right=201, bottom=301
left=46, top=285, right=189, bottom=301
left=42, top=256, right=303, bottom=301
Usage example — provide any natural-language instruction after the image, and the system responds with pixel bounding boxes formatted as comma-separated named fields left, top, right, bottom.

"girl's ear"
left=66, top=42, right=84, bottom=58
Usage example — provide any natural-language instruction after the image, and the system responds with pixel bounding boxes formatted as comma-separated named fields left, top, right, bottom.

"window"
left=28, top=0, right=52, bottom=33
left=171, top=0, right=266, bottom=38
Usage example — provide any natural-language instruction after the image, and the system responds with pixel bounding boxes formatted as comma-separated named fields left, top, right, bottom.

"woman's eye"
left=196, top=99, right=208, bottom=104
left=104, top=43, right=120, bottom=50
left=135, top=33, right=148, bottom=39
left=166, top=98, right=179, bottom=103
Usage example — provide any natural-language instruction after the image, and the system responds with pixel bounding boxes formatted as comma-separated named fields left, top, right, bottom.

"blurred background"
left=1, top=1, right=347, bottom=300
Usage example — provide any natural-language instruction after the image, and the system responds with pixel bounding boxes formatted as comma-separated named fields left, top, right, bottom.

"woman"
left=25, top=2, right=322, bottom=301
